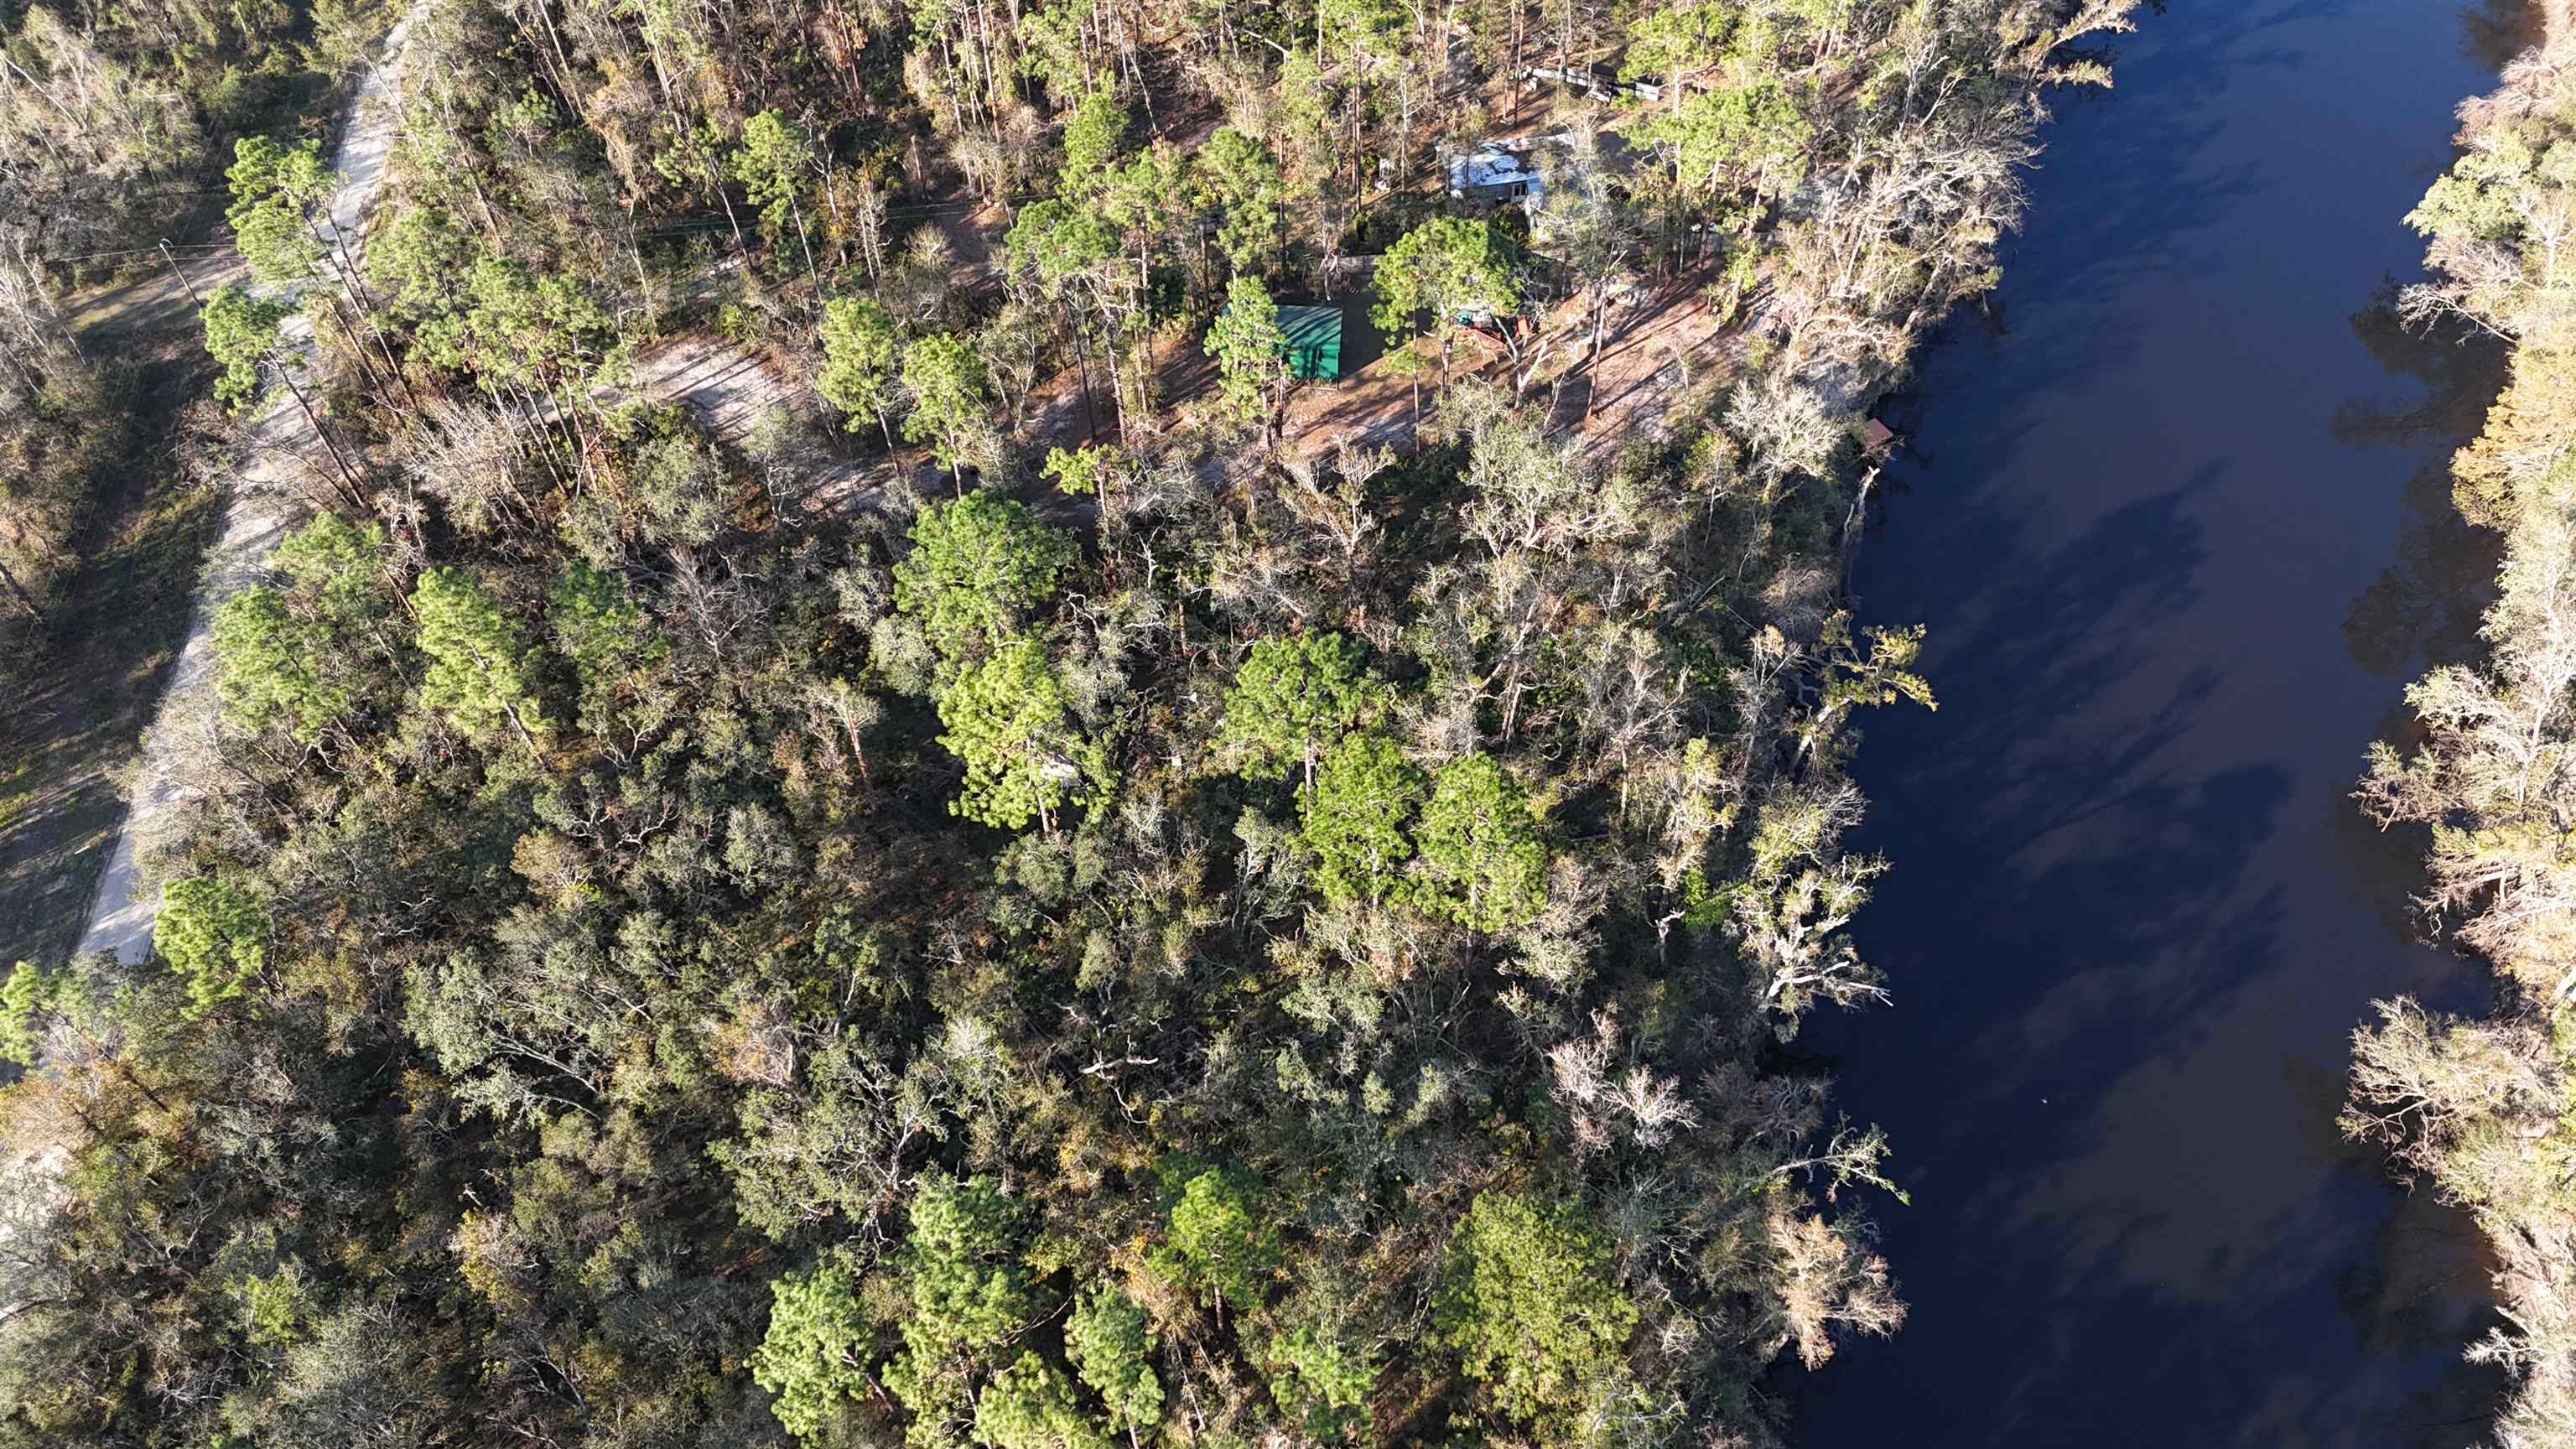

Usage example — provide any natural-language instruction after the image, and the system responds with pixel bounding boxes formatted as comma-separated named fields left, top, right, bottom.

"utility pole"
left=0, top=548, right=45, bottom=628
left=159, top=240, right=205, bottom=309
left=267, top=349, right=368, bottom=512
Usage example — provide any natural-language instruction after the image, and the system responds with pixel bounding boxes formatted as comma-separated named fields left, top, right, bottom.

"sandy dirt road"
left=75, top=9, right=423, bottom=964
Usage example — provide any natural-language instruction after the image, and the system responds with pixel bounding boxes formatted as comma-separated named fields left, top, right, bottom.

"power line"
left=44, top=188, right=1018, bottom=269
left=44, top=241, right=234, bottom=263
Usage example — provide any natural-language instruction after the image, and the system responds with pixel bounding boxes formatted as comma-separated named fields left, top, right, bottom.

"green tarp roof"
left=1276, top=304, right=1342, bottom=381
left=1278, top=305, right=1341, bottom=349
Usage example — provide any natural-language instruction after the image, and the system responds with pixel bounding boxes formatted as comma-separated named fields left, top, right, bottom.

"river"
left=1789, top=1, right=2536, bottom=1444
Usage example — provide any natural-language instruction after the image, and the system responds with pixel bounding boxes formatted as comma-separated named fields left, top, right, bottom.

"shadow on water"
left=1868, top=0, right=2298, bottom=466
left=2334, top=298, right=2509, bottom=682
left=1789, top=0, right=2523, bottom=1443
left=2332, top=299, right=2509, bottom=950
left=2461, top=0, right=2550, bottom=67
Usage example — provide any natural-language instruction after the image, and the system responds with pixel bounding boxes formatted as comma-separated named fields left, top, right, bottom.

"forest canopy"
left=0, top=0, right=2134, bottom=1444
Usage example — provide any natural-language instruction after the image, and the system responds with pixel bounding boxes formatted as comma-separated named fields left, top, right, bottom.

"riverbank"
left=2346, top=3, right=2576, bottom=1439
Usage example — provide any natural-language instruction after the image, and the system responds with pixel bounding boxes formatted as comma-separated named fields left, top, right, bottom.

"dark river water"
left=1789, top=1, right=2540, bottom=1445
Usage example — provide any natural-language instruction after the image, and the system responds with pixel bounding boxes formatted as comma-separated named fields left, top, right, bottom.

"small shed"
left=1278, top=304, right=1343, bottom=381
left=1447, top=144, right=1546, bottom=210
left=1860, top=418, right=1898, bottom=453
left=1519, top=61, right=1660, bottom=102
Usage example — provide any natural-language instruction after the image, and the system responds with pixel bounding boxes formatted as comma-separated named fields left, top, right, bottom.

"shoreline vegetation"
left=2, top=0, right=2134, bottom=1446
left=2349, top=1, right=2576, bottom=1443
